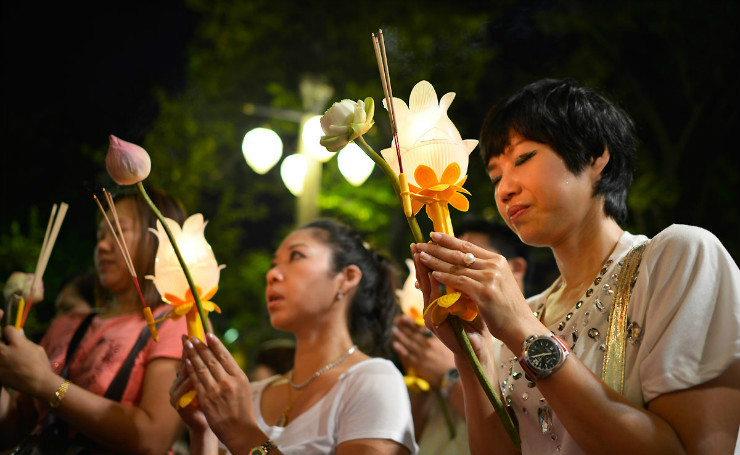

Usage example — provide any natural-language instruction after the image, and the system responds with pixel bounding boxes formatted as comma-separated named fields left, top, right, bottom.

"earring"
left=336, top=291, right=344, bottom=301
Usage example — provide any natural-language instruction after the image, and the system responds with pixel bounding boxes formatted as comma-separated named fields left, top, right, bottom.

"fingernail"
left=206, top=333, right=217, bottom=342
left=191, top=336, right=201, bottom=344
left=430, top=232, right=441, bottom=241
left=185, top=340, right=194, bottom=350
left=420, top=251, right=431, bottom=260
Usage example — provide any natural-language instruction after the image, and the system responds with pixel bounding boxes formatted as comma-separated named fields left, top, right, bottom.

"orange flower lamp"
left=149, top=214, right=224, bottom=342
left=380, top=80, right=479, bottom=325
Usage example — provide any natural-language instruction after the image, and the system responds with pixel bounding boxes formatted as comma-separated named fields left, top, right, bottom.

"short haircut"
left=479, top=78, right=636, bottom=224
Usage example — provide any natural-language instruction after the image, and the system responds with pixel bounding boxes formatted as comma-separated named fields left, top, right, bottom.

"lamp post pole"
left=295, top=114, right=321, bottom=225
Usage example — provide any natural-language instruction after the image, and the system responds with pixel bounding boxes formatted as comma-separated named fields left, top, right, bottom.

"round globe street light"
left=300, top=115, right=335, bottom=163
left=280, top=153, right=308, bottom=197
left=242, top=127, right=283, bottom=174
left=337, top=143, right=375, bottom=186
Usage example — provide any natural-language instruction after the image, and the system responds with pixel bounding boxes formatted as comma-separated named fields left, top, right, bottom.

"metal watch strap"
left=250, top=439, right=277, bottom=455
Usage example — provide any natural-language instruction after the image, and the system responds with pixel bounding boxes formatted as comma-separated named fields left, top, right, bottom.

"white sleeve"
left=633, top=224, right=740, bottom=402
left=335, top=359, right=418, bottom=454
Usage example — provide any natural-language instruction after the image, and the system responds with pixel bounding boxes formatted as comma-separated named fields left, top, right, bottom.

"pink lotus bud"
left=106, top=134, right=151, bottom=185
left=3, top=272, right=44, bottom=303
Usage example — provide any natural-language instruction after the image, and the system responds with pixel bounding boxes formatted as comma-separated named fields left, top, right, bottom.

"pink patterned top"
left=40, top=309, right=187, bottom=407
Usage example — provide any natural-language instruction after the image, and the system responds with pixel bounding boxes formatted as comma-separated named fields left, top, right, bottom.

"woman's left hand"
left=0, top=324, right=56, bottom=397
left=182, top=333, right=257, bottom=449
left=414, top=232, right=538, bottom=346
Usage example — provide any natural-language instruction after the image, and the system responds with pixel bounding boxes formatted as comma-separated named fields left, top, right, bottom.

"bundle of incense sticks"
left=372, top=30, right=413, bottom=217
left=18, top=202, right=69, bottom=328
left=94, top=189, right=159, bottom=341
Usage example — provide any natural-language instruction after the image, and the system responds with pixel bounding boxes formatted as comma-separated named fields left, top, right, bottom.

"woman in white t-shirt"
left=170, top=219, right=417, bottom=455
left=412, top=79, right=740, bottom=454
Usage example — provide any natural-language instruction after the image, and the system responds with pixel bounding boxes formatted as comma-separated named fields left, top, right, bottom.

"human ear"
left=339, top=264, right=363, bottom=295
left=591, top=147, right=610, bottom=179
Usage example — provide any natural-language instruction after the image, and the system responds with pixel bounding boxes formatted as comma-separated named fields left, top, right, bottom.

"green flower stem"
left=354, top=136, right=423, bottom=244
left=137, top=182, right=210, bottom=335
left=354, top=135, right=520, bottom=450
left=450, top=317, right=520, bottom=449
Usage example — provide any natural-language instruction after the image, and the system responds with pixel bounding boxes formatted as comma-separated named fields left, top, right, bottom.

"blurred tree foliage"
left=135, top=0, right=739, bottom=366
left=2, top=0, right=737, bottom=364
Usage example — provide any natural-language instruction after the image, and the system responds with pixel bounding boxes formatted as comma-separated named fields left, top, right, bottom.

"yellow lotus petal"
left=404, top=375, right=431, bottom=393
left=430, top=304, right=449, bottom=325
left=176, top=390, right=198, bottom=409
left=174, top=303, right=194, bottom=316
left=427, top=183, right=452, bottom=192
left=436, top=292, right=461, bottom=308
left=440, top=162, right=461, bottom=184
left=164, top=292, right=187, bottom=306
left=448, top=192, right=470, bottom=212
left=414, top=165, right=439, bottom=189
left=203, top=286, right=219, bottom=301
left=411, top=199, right=425, bottom=216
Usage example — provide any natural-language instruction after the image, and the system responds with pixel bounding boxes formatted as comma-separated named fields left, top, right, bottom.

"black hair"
left=479, top=78, right=636, bottom=224
left=302, top=219, right=399, bottom=358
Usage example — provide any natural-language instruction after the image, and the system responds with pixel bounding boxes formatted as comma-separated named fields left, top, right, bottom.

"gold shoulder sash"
left=602, top=241, right=648, bottom=394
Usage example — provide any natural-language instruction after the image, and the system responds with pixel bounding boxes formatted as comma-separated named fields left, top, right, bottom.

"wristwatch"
left=518, top=333, right=570, bottom=382
left=439, top=368, right=460, bottom=399
left=249, top=439, right=277, bottom=455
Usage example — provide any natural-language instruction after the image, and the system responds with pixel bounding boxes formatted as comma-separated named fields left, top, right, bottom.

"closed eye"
left=515, top=150, right=536, bottom=166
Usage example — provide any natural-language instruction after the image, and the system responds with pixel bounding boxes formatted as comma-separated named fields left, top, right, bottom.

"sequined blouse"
left=498, top=225, right=740, bottom=454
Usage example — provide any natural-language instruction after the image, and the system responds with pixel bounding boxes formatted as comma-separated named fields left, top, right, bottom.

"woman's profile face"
left=94, top=198, right=142, bottom=294
left=265, top=228, right=343, bottom=332
left=487, top=134, right=598, bottom=248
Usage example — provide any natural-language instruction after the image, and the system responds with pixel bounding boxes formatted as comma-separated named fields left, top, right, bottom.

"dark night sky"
left=1, top=2, right=197, bottom=227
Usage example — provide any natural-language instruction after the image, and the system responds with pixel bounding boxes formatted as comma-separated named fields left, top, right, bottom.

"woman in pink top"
left=0, top=188, right=189, bottom=454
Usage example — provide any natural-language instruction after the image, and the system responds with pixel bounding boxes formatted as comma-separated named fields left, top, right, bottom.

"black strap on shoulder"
left=103, top=310, right=167, bottom=402
left=61, top=312, right=97, bottom=378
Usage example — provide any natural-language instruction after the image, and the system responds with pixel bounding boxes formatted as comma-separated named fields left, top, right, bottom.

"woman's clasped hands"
left=412, top=231, right=537, bottom=350
left=170, top=333, right=258, bottom=450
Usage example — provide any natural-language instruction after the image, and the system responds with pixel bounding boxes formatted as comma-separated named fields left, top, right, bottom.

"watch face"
left=526, top=338, right=562, bottom=372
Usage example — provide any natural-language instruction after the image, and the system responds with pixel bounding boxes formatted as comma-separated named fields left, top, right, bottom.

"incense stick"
left=94, top=195, right=136, bottom=277
left=372, top=30, right=403, bottom=172
left=20, top=202, right=68, bottom=327
left=104, top=189, right=137, bottom=277
left=94, top=191, right=158, bottom=341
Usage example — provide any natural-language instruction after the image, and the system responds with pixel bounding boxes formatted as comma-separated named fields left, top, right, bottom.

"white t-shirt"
left=250, top=358, right=418, bottom=455
left=498, top=224, right=740, bottom=454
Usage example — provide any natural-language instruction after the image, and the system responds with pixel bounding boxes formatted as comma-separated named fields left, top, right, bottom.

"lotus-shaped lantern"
left=380, top=80, right=479, bottom=324
left=148, top=214, right=223, bottom=341
left=380, top=80, right=478, bottom=229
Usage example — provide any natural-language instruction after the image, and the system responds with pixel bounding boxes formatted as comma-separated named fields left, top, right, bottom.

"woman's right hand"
left=412, top=245, right=493, bottom=362
left=413, top=233, right=542, bottom=351
left=0, top=318, right=57, bottom=398
left=181, top=333, right=261, bottom=452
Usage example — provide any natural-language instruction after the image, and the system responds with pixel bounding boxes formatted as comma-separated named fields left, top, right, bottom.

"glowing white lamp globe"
left=301, top=115, right=335, bottom=162
left=280, top=153, right=308, bottom=196
left=337, top=143, right=374, bottom=186
left=242, top=127, right=283, bottom=174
